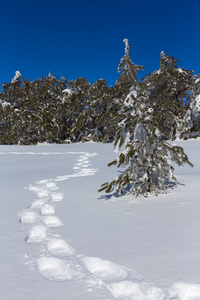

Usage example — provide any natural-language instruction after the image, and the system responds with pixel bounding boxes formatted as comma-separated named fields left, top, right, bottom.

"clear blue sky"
left=0, top=0, right=200, bottom=88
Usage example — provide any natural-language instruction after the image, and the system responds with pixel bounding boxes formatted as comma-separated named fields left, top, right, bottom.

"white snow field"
left=1, top=140, right=200, bottom=299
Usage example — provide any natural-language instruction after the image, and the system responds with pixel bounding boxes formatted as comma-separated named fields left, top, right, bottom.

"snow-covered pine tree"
left=176, top=75, right=200, bottom=139
left=86, top=79, right=121, bottom=142
left=69, top=78, right=121, bottom=143
left=145, top=51, right=193, bottom=140
left=0, top=73, right=67, bottom=144
left=99, top=39, right=193, bottom=197
left=67, top=77, right=92, bottom=142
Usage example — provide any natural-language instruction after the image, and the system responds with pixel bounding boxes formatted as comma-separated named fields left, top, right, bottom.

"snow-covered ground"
left=1, top=140, right=200, bottom=300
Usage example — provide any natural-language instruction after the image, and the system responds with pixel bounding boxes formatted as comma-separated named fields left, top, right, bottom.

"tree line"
left=0, top=42, right=200, bottom=146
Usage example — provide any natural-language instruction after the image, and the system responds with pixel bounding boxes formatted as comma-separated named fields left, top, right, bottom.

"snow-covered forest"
left=1, top=41, right=200, bottom=146
left=1, top=40, right=200, bottom=299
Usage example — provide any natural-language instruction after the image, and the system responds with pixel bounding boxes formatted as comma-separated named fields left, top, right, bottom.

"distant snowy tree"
left=176, top=75, right=200, bottom=139
left=144, top=52, right=193, bottom=140
left=66, top=77, right=92, bottom=142
left=99, top=40, right=193, bottom=197
left=0, top=74, right=67, bottom=144
left=69, top=78, right=123, bottom=143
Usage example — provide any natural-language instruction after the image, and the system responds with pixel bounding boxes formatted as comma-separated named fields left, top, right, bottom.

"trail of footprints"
left=19, top=152, right=171, bottom=300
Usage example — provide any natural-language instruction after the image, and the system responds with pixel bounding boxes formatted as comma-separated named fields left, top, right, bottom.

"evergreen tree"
left=66, top=77, right=92, bottom=142
left=144, top=51, right=193, bottom=140
left=99, top=40, right=193, bottom=197
left=176, top=75, right=200, bottom=139
left=69, top=78, right=123, bottom=143
left=0, top=73, right=67, bottom=144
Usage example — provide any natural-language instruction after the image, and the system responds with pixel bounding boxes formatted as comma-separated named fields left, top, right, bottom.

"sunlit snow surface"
left=1, top=141, right=200, bottom=299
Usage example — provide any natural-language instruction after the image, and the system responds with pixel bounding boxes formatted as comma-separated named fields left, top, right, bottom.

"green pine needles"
left=99, top=39, right=193, bottom=197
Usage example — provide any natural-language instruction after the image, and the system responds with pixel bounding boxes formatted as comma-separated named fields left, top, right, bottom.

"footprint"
left=20, top=211, right=37, bottom=223
left=50, top=192, right=63, bottom=202
left=37, top=188, right=50, bottom=198
left=28, top=185, right=50, bottom=198
left=107, top=281, right=167, bottom=300
left=79, top=169, right=97, bottom=176
left=30, top=199, right=46, bottom=209
left=45, top=181, right=58, bottom=190
left=81, top=256, right=129, bottom=283
left=37, top=179, right=49, bottom=184
left=27, top=225, right=47, bottom=242
left=107, top=281, right=145, bottom=300
left=47, top=238, right=75, bottom=257
left=169, top=282, right=200, bottom=300
left=40, top=204, right=55, bottom=215
left=42, top=215, right=63, bottom=227
left=77, top=158, right=85, bottom=162
left=37, top=256, right=73, bottom=281
left=28, top=185, right=42, bottom=192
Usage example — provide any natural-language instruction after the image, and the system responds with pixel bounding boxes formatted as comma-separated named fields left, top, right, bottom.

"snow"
left=47, top=238, right=75, bottom=257
left=27, top=225, right=47, bottom=242
left=1, top=140, right=200, bottom=299
left=194, top=94, right=200, bottom=112
left=0, top=100, right=10, bottom=108
left=40, top=203, right=55, bottom=215
left=11, top=70, right=22, bottom=83
left=62, top=88, right=72, bottom=94
left=123, top=38, right=129, bottom=56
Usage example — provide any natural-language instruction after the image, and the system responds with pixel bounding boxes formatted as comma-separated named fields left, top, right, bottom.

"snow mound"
left=79, top=168, right=98, bottom=176
left=81, top=256, right=129, bottom=283
left=28, top=185, right=42, bottom=192
left=37, top=257, right=73, bottom=281
left=37, top=188, right=50, bottom=198
left=30, top=199, right=46, bottom=208
left=40, top=204, right=55, bottom=215
left=50, top=192, right=63, bottom=202
left=45, top=181, right=58, bottom=190
left=20, top=211, right=37, bottom=223
left=107, top=281, right=167, bottom=300
left=27, top=225, right=47, bottom=242
left=47, top=238, right=75, bottom=257
left=28, top=185, right=50, bottom=197
left=169, top=282, right=200, bottom=300
left=42, top=215, right=63, bottom=227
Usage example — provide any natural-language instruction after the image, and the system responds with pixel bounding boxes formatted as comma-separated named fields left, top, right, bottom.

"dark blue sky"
left=0, top=0, right=200, bottom=87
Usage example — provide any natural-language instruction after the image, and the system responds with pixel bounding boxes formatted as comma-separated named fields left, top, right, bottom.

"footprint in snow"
left=37, top=188, right=50, bottom=198
left=20, top=210, right=37, bottom=223
left=77, top=158, right=85, bottom=162
left=30, top=199, right=47, bottom=209
left=37, top=256, right=73, bottom=281
left=81, top=256, right=130, bottom=283
left=42, top=215, right=63, bottom=227
left=82, top=164, right=89, bottom=168
left=37, top=256, right=85, bottom=282
left=107, top=281, right=167, bottom=300
left=27, top=185, right=42, bottom=193
left=37, top=179, right=49, bottom=184
left=45, top=181, right=58, bottom=190
left=50, top=192, right=63, bottom=202
left=27, top=184, right=50, bottom=198
left=27, top=224, right=47, bottom=242
left=47, top=238, right=75, bottom=257
left=40, top=203, right=55, bottom=215
left=76, top=162, right=83, bottom=166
